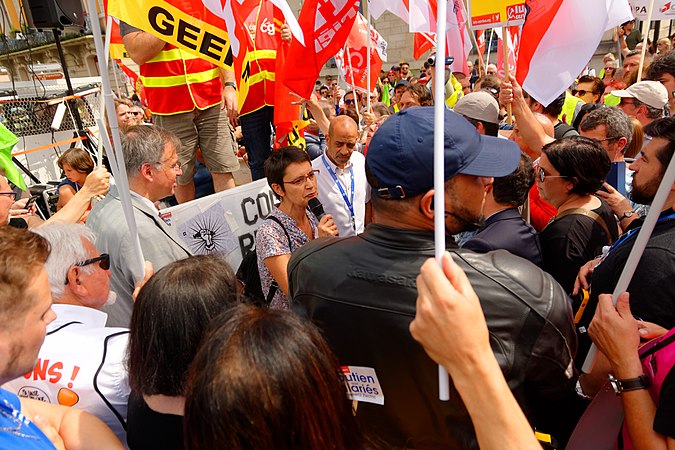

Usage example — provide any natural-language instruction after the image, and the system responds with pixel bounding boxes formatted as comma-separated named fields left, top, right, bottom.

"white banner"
left=629, top=0, right=673, bottom=20
left=159, top=179, right=276, bottom=270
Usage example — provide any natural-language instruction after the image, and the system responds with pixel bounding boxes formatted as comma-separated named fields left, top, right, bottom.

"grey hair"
left=633, top=99, right=666, bottom=119
left=33, top=223, right=97, bottom=301
left=121, top=125, right=182, bottom=179
left=579, top=106, right=634, bottom=150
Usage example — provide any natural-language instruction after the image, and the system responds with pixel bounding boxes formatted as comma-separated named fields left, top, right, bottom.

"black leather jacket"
left=289, top=224, right=577, bottom=449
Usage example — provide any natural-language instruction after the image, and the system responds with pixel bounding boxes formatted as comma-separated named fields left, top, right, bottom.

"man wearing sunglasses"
left=0, top=227, right=125, bottom=448
left=613, top=80, right=668, bottom=128
left=88, top=126, right=191, bottom=327
left=3, top=223, right=130, bottom=443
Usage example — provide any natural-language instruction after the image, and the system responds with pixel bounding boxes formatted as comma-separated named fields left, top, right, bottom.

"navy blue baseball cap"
left=367, top=106, right=521, bottom=199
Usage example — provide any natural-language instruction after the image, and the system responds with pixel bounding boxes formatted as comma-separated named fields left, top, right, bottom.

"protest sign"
left=468, top=0, right=526, bottom=30
left=629, top=0, right=675, bottom=20
left=159, top=179, right=275, bottom=270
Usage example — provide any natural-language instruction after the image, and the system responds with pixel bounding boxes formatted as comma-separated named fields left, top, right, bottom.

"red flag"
left=414, top=33, right=435, bottom=61
left=274, top=10, right=307, bottom=147
left=281, top=0, right=360, bottom=99
left=515, top=0, right=631, bottom=106
left=476, top=29, right=485, bottom=57
left=497, top=26, right=519, bottom=79
left=335, top=13, right=385, bottom=94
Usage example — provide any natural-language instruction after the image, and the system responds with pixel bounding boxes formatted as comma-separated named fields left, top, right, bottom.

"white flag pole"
left=583, top=147, right=675, bottom=373
left=367, top=10, right=372, bottom=110
left=486, top=29, right=494, bottom=67
left=636, top=0, right=654, bottom=83
left=96, top=14, right=114, bottom=169
left=85, top=0, right=146, bottom=281
left=434, top=0, right=450, bottom=402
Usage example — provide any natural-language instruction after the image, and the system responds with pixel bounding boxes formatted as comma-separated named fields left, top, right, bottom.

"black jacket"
left=289, top=224, right=577, bottom=449
left=462, top=207, right=543, bottom=267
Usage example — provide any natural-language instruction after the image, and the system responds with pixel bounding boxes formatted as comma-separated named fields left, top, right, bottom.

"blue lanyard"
left=609, top=212, right=675, bottom=252
left=322, top=154, right=355, bottom=228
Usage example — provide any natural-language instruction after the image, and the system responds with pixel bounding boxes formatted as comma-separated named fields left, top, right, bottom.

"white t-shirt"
left=2, top=304, right=130, bottom=443
left=312, top=151, right=370, bottom=237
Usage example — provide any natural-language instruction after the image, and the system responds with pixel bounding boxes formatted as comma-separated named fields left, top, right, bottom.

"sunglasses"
left=64, top=253, right=110, bottom=284
left=344, top=99, right=355, bottom=105
left=572, top=89, right=590, bottom=96
left=536, top=167, right=568, bottom=183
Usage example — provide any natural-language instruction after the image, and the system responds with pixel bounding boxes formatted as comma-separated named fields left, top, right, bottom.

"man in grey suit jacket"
left=87, top=125, right=191, bottom=327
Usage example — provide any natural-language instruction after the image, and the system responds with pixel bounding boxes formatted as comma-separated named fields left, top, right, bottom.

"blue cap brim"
left=459, top=134, right=521, bottom=178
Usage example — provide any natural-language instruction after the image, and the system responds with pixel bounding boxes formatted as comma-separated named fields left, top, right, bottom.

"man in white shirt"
left=3, top=223, right=129, bottom=443
left=312, top=116, right=371, bottom=236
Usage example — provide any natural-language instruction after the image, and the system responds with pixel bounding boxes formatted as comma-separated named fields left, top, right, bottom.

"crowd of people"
left=1, top=14, right=675, bottom=450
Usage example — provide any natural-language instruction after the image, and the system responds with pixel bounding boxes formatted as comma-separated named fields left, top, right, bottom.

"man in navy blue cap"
left=288, top=107, right=577, bottom=448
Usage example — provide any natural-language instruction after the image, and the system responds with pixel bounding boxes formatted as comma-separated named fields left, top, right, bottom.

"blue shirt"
left=0, top=388, right=55, bottom=449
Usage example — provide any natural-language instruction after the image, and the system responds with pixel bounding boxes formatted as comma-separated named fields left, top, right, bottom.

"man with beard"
left=288, top=107, right=577, bottom=448
left=574, top=117, right=675, bottom=364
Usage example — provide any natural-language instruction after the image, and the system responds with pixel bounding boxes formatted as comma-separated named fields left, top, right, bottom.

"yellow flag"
left=107, top=0, right=234, bottom=70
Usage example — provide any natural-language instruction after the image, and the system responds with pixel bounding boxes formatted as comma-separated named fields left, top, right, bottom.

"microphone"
left=308, top=197, right=326, bottom=221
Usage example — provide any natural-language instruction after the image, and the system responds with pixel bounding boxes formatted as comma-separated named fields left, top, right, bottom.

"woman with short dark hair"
left=184, top=304, right=372, bottom=450
left=56, top=148, right=95, bottom=211
left=126, top=255, right=239, bottom=450
left=255, top=146, right=338, bottom=309
left=537, top=137, right=618, bottom=295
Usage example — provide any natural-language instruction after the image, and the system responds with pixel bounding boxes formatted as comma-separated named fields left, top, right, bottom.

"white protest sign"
left=159, top=179, right=276, bottom=270
left=629, top=0, right=675, bottom=20
left=340, top=366, right=384, bottom=405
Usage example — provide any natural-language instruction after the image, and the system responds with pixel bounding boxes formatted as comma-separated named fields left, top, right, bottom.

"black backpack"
left=236, top=215, right=291, bottom=307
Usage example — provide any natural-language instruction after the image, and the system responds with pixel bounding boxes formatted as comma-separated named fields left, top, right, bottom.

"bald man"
left=312, top=115, right=371, bottom=236
left=509, top=112, right=554, bottom=161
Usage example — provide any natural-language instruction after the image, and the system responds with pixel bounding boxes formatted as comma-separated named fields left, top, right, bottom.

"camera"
left=427, top=55, right=454, bottom=67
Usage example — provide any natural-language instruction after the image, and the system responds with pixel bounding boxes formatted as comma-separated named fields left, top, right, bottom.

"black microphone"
left=308, top=197, right=326, bottom=221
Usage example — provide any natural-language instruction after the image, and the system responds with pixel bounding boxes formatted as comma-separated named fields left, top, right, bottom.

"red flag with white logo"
left=496, top=26, right=519, bottom=79
left=281, top=0, right=360, bottom=99
left=334, top=13, right=387, bottom=94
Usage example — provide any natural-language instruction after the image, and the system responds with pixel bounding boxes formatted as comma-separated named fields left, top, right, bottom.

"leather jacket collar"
left=360, top=223, right=459, bottom=251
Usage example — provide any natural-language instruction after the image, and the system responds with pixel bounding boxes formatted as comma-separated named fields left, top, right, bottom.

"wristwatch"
left=608, top=374, right=651, bottom=395
left=224, top=81, right=237, bottom=90
left=621, top=210, right=636, bottom=221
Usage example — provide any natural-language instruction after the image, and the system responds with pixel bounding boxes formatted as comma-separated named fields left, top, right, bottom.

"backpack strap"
left=550, top=207, right=613, bottom=245
left=264, top=215, right=293, bottom=304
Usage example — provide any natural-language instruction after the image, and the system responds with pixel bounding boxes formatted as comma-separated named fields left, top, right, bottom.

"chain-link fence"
left=0, top=81, right=102, bottom=137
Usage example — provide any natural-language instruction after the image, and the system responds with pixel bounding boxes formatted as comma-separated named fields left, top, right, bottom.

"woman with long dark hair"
left=126, top=255, right=239, bottom=450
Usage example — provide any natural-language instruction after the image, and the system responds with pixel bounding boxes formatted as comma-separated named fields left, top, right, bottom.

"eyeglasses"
left=155, top=160, right=182, bottom=172
left=537, top=167, right=568, bottom=183
left=64, top=253, right=110, bottom=284
left=283, top=170, right=319, bottom=186
left=590, top=136, right=620, bottom=144
left=0, top=191, right=17, bottom=201
left=619, top=99, right=636, bottom=107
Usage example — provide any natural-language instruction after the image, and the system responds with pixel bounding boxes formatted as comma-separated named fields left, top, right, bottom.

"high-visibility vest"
left=239, top=0, right=280, bottom=116
left=139, top=44, right=222, bottom=116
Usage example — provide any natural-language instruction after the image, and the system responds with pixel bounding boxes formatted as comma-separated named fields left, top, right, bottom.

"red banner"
left=281, top=0, right=359, bottom=99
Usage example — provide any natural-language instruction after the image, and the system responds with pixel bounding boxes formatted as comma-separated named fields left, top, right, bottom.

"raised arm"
left=122, top=31, right=166, bottom=65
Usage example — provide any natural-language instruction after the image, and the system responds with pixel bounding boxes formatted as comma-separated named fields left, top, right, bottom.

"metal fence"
left=0, top=79, right=102, bottom=137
